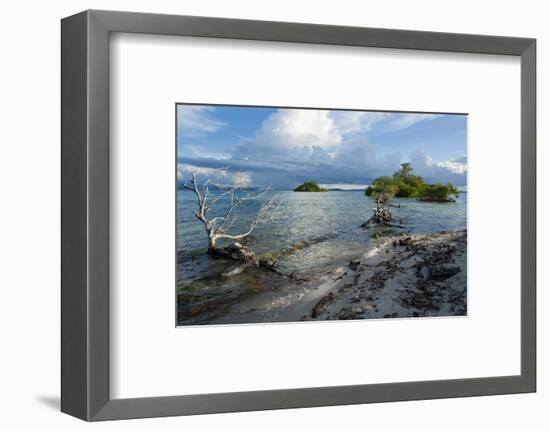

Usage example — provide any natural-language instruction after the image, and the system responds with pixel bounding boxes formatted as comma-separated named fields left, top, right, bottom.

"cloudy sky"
left=177, top=104, right=467, bottom=190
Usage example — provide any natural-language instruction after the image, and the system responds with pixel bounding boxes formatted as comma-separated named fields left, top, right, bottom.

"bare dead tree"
left=183, top=172, right=281, bottom=255
left=371, top=192, right=394, bottom=224
left=361, top=186, right=402, bottom=228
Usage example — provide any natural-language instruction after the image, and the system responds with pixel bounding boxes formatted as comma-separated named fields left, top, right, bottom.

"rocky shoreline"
left=301, top=229, right=467, bottom=321
left=177, top=229, right=467, bottom=325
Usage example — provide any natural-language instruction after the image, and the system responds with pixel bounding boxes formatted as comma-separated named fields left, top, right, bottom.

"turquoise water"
left=176, top=190, right=467, bottom=291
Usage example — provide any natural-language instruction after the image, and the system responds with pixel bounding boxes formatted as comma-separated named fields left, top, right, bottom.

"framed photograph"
left=61, top=10, right=536, bottom=421
left=176, top=103, right=469, bottom=326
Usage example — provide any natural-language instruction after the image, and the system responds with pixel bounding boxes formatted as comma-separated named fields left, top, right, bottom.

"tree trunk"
left=207, top=232, right=217, bottom=254
left=361, top=199, right=394, bottom=228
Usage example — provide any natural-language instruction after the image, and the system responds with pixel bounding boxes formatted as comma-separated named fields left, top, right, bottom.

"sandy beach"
left=301, top=229, right=467, bottom=321
left=177, top=229, right=467, bottom=324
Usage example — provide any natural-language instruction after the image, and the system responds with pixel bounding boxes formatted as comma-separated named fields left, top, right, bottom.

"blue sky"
left=177, top=104, right=467, bottom=189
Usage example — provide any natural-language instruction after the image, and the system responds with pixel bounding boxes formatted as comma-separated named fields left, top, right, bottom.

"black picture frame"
left=61, top=9, right=536, bottom=421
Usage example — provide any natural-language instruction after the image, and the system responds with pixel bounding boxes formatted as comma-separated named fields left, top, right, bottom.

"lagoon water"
left=177, top=190, right=466, bottom=324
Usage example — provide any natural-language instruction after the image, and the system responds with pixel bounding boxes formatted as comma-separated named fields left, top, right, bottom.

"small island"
left=366, top=163, right=459, bottom=202
left=361, top=163, right=460, bottom=228
left=293, top=180, right=328, bottom=192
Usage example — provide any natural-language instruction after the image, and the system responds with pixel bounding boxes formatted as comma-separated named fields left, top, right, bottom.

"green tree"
left=394, top=162, right=413, bottom=178
left=365, top=176, right=397, bottom=198
left=418, top=183, right=459, bottom=202
left=391, top=163, right=426, bottom=197
left=364, top=177, right=397, bottom=224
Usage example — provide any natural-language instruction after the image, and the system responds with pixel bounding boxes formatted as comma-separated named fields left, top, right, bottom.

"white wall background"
left=0, top=0, right=547, bottom=429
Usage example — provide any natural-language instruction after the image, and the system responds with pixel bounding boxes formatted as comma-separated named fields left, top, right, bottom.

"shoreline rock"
left=314, top=229, right=467, bottom=320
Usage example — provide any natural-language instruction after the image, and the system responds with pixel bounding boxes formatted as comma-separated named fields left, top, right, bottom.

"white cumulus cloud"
left=233, top=109, right=342, bottom=161
left=436, top=155, right=468, bottom=175
left=409, top=148, right=467, bottom=185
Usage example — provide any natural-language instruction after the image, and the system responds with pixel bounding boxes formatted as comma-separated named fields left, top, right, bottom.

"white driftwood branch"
left=183, top=170, right=282, bottom=251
